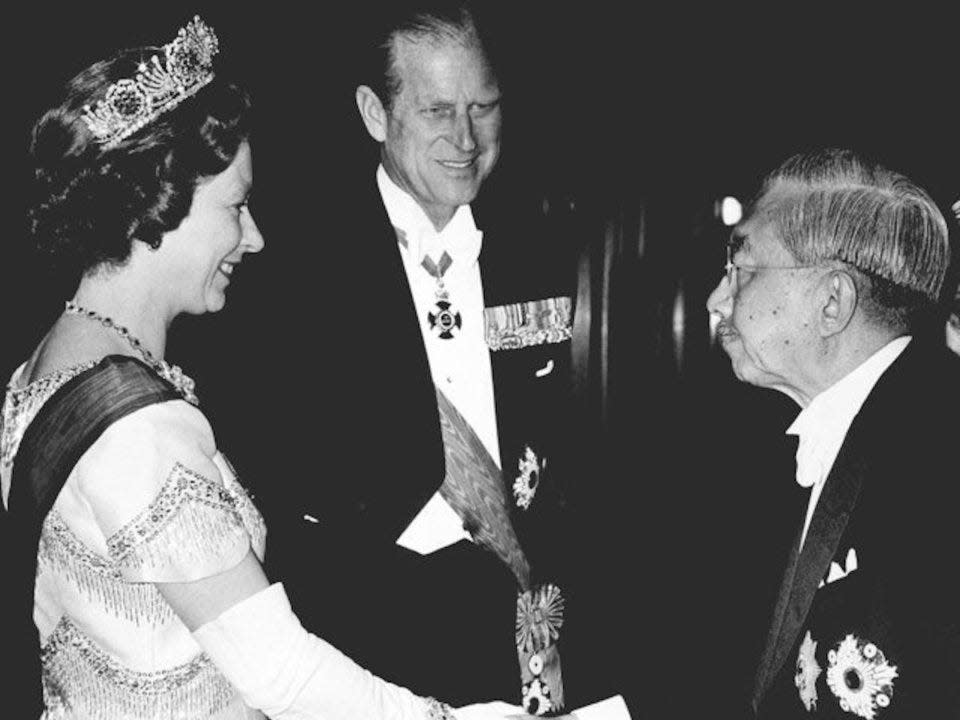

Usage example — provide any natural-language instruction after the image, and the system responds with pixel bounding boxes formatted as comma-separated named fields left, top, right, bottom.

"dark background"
left=6, top=3, right=957, bottom=358
left=3, top=4, right=958, bottom=717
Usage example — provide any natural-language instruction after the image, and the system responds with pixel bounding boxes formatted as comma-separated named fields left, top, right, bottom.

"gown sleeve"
left=75, top=400, right=253, bottom=583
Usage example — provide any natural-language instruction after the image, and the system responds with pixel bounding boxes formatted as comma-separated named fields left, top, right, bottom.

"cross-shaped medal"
left=422, top=252, right=461, bottom=339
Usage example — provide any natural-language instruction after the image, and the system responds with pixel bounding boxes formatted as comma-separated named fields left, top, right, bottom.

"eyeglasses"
left=724, top=243, right=819, bottom=290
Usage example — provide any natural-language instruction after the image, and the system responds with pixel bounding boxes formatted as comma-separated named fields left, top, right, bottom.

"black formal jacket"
left=262, top=173, right=587, bottom=707
left=753, top=339, right=960, bottom=719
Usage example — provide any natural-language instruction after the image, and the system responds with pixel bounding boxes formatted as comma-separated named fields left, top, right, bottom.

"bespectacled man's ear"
left=819, top=268, right=858, bottom=337
left=356, top=85, right=388, bottom=143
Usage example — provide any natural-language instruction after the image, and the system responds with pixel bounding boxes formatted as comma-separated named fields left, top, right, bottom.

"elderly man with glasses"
left=707, top=149, right=960, bottom=719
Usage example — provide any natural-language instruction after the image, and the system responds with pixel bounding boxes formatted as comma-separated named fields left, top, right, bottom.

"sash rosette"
left=516, top=583, right=564, bottom=715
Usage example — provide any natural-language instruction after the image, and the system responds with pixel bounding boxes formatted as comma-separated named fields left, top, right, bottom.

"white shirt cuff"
left=395, top=492, right=471, bottom=555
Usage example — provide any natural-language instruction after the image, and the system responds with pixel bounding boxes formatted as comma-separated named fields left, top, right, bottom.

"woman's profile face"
left=158, top=141, right=264, bottom=315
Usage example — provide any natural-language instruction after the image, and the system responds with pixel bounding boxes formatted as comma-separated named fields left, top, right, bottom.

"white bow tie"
left=415, top=230, right=446, bottom=266
left=793, top=433, right=825, bottom=489
left=401, top=225, right=483, bottom=274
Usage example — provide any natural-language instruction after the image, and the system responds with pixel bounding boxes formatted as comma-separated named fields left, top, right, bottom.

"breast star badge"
left=826, top=634, right=898, bottom=719
left=795, top=630, right=823, bottom=712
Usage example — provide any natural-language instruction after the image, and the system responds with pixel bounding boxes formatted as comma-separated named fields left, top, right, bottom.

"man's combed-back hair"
left=28, top=47, right=252, bottom=277
left=362, top=1, right=494, bottom=112
left=747, top=148, right=950, bottom=328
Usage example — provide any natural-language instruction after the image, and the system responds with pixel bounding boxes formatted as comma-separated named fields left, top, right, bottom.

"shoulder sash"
left=4, top=356, right=180, bottom=716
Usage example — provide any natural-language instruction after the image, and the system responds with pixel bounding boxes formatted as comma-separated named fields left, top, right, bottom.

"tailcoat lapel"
left=752, top=520, right=803, bottom=710
left=753, top=417, right=868, bottom=709
left=345, top=186, right=445, bottom=541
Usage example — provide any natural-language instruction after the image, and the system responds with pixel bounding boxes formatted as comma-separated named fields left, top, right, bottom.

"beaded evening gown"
left=1, top=359, right=266, bottom=720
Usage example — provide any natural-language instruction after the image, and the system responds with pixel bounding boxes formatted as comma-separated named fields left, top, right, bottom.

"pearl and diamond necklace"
left=64, top=300, right=198, bottom=405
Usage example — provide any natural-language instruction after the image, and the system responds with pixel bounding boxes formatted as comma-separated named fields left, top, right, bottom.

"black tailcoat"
left=262, top=174, right=583, bottom=707
left=753, top=340, right=960, bottom=719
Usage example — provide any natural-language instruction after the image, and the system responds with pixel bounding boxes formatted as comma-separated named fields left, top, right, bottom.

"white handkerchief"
left=395, top=492, right=472, bottom=555
left=819, top=547, right=858, bottom=588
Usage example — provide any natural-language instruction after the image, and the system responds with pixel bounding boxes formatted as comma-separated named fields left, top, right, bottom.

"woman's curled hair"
left=28, top=47, right=253, bottom=276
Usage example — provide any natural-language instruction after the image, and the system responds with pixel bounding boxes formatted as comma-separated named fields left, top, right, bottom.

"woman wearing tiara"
left=0, top=16, right=526, bottom=720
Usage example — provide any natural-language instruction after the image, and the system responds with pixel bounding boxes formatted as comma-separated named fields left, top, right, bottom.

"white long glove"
left=193, top=582, right=523, bottom=720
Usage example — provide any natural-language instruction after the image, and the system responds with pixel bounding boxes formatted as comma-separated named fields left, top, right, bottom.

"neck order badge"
left=421, top=252, right=461, bottom=340
left=394, top=226, right=463, bottom=340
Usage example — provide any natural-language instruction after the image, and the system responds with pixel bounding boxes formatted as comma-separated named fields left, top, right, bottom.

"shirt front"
left=376, top=165, right=500, bottom=554
left=787, top=336, right=910, bottom=551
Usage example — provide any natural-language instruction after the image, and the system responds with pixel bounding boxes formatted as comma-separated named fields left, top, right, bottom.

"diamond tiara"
left=81, top=16, right=219, bottom=149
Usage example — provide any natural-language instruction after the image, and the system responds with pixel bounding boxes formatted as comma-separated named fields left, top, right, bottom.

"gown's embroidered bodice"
left=1, top=360, right=266, bottom=720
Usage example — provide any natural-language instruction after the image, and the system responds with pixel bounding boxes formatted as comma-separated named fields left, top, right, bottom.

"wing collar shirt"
left=787, top=335, right=910, bottom=551
left=377, top=165, right=500, bottom=554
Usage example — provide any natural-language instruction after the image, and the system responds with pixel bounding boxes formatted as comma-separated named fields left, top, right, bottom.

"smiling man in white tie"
left=707, top=148, right=960, bottom=719
left=262, top=2, right=628, bottom=719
